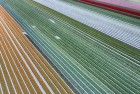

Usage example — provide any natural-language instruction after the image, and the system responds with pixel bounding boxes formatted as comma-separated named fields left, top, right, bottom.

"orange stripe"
left=0, top=5, right=74, bottom=94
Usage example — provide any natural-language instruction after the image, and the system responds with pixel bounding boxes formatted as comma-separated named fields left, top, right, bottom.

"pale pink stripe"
left=91, top=0, right=140, bottom=10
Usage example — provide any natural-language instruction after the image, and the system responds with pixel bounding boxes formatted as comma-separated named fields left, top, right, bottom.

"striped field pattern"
left=34, top=0, right=140, bottom=49
left=0, top=0, right=140, bottom=94
left=0, top=5, right=74, bottom=94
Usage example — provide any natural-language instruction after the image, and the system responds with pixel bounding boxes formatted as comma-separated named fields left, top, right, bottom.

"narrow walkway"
left=0, top=6, right=74, bottom=94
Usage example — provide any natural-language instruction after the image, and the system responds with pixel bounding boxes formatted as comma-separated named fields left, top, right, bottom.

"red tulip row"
left=80, top=0, right=140, bottom=18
